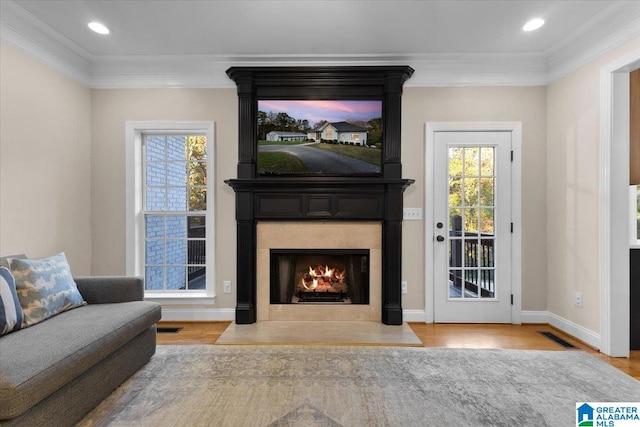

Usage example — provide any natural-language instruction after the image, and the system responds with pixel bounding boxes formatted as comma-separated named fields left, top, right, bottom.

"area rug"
left=78, top=345, right=640, bottom=427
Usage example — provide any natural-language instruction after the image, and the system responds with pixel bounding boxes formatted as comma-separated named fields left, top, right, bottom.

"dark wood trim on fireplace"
left=225, top=66, right=414, bottom=325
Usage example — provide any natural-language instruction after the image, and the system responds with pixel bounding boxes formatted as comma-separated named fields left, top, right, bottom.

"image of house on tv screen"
left=257, top=100, right=382, bottom=175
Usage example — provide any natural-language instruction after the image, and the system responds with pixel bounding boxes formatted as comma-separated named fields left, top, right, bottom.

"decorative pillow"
left=0, top=267, right=23, bottom=335
left=10, top=253, right=86, bottom=327
left=0, top=254, right=27, bottom=268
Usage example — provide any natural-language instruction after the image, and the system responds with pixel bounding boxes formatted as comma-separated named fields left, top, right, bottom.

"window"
left=632, top=185, right=640, bottom=246
left=126, top=122, right=214, bottom=298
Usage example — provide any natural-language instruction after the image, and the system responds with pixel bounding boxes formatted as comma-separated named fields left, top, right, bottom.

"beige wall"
left=7, top=33, right=638, bottom=326
left=90, top=86, right=547, bottom=313
left=0, top=44, right=92, bottom=274
left=402, top=86, right=548, bottom=311
left=546, top=36, right=640, bottom=333
left=90, top=88, right=238, bottom=307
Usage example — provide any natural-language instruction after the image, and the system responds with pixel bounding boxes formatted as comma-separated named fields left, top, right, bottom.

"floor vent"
left=538, top=331, right=577, bottom=349
left=157, top=327, right=183, bottom=334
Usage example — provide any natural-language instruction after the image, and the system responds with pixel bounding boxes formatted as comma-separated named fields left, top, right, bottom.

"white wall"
left=0, top=43, right=92, bottom=274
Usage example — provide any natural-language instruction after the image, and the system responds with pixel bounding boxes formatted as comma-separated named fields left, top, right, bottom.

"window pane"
left=449, top=147, right=463, bottom=178
left=188, top=161, right=207, bottom=186
left=167, top=162, right=187, bottom=186
left=480, top=178, right=494, bottom=207
left=166, top=267, right=186, bottom=290
left=167, top=136, right=187, bottom=161
left=188, top=240, right=206, bottom=265
left=166, top=216, right=186, bottom=238
left=480, top=147, right=494, bottom=176
left=145, top=267, right=164, bottom=290
left=187, top=267, right=206, bottom=290
left=145, top=240, right=164, bottom=264
left=146, top=136, right=165, bottom=161
left=188, top=216, right=205, bottom=238
left=187, top=136, right=206, bottom=161
left=637, top=188, right=640, bottom=240
left=463, top=178, right=479, bottom=207
left=189, top=187, right=206, bottom=211
left=449, top=178, right=462, bottom=208
left=463, top=147, right=480, bottom=176
left=480, top=208, right=494, bottom=234
left=167, top=187, right=187, bottom=211
left=145, top=216, right=164, bottom=238
left=146, top=162, right=165, bottom=187
left=146, top=187, right=166, bottom=211
left=165, top=240, right=186, bottom=265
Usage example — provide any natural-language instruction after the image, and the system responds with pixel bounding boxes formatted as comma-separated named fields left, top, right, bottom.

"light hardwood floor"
left=156, top=321, right=640, bottom=380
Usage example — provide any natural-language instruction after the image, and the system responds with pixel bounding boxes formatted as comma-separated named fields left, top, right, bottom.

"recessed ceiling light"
left=523, top=18, right=545, bottom=32
left=88, top=22, right=110, bottom=35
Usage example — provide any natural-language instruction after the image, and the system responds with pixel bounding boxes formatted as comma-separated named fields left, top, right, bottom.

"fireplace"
left=225, top=66, right=414, bottom=325
left=271, top=249, right=370, bottom=305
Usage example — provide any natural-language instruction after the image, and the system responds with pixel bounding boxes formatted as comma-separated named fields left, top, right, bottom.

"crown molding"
left=1, top=0, right=638, bottom=89
left=545, top=1, right=640, bottom=84
left=0, top=0, right=93, bottom=85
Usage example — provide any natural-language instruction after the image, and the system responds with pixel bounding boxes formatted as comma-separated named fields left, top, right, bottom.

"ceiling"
left=1, top=0, right=639, bottom=87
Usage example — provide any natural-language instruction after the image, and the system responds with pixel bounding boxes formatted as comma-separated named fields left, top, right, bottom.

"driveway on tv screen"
left=259, top=143, right=379, bottom=174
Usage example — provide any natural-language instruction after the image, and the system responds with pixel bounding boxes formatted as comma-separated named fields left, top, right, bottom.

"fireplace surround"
left=226, top=66, right=414, bottom=325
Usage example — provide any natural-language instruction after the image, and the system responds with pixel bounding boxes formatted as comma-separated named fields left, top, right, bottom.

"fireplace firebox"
left=271, top=249, right=370, bottom=305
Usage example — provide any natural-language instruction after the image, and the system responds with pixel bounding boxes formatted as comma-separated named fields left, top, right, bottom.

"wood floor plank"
left=156, top=321, right=640, bottom=380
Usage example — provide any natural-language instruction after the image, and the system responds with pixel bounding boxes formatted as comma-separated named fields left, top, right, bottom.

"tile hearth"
left=216, top=321, right=422, bottom=345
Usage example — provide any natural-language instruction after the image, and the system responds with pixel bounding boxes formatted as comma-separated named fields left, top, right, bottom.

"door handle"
left=436, top=235, right=445, bottom=242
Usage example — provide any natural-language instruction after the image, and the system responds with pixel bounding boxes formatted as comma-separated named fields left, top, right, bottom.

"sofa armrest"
left=74, top=276, right=144, bottom=304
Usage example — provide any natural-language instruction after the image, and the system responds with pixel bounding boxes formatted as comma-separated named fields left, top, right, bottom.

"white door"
left=433, top=131, right=512, bottom=322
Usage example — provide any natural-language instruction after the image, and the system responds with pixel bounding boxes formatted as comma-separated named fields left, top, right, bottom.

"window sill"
left=144, top=292, right=216, bottom=305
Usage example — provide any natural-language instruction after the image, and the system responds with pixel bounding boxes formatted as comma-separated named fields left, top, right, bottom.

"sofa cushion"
left=0, top=301, right=161, bottom=419
left=0, top=268, right=23, bottom=335
left=10, top=253, right=86, bottom=327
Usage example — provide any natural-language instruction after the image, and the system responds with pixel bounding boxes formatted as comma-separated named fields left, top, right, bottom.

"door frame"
left=599, top=48, right=640, bottom=357
left=425, top=122, right=522, bottom=324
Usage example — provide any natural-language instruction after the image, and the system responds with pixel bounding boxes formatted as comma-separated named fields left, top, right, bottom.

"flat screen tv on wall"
left=257, top=100, right=383, bottom=176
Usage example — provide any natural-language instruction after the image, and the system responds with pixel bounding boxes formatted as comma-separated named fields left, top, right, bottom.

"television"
left=257, top=100, right=382, bottom=176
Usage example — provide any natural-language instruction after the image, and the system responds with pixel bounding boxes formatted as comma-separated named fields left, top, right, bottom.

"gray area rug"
left=79, top=345, right=640, bottom=427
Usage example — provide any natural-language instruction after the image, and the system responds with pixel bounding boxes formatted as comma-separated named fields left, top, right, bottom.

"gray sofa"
left=0, top=276, right=161, bottom=426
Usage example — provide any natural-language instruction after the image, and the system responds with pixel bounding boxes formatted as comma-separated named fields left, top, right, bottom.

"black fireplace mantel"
left=225, top=66, right=414, bottom=325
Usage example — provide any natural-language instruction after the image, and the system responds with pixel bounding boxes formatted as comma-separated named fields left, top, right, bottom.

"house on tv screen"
left=308, top=121, right=368, bottom=146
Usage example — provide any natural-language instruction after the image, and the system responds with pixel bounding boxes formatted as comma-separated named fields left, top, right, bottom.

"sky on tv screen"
left=258, top=100, right=382, bottom=124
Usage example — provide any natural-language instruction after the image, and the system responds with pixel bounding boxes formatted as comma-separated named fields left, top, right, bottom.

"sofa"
left=0, top=276, right=161, bottom=427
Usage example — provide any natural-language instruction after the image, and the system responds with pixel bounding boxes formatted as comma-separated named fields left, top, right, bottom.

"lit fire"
left=299, top=264, right=347, bottom=293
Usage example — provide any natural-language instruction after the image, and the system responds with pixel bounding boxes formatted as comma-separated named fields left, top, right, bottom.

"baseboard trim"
left=403, top=309, right=427, bottom=322
left=160, top=308, right=235, bottom=321
left=521, top=310, right=601, bottom=349
left=161, top=308, right=427, bottom=323
left=546, top=312, right=601, bottom=350
left=521, top=310, right=550, bottom=324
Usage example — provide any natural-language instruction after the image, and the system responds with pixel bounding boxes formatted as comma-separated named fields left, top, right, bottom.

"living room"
left=1, top=1, right=639, bottom=425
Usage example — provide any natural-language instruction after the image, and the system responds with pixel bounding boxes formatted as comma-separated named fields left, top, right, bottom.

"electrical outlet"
left=574, top=291, right=583, bottom=307
left=401, top=281, right=408, bottom=294
left=223, top=281, right=232, bottom=294
left=403, top=208, right=423, bottom=221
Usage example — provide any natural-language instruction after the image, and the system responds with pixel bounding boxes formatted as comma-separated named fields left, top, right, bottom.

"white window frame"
left=125, top=121, right=215, bottom=301
left=631, top=185, right=640, bottom=248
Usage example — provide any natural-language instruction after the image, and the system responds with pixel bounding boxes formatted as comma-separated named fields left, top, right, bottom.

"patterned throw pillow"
left=0, top=267, right=23, bottom=335
left=11, top=253, right=86, bottom=327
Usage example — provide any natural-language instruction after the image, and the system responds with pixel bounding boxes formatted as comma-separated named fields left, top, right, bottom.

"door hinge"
left=510, top=222, right=514, bottom=233
left=511, top=150, right=514, bottom=162
left=511, top=294, right=514, bottom=305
